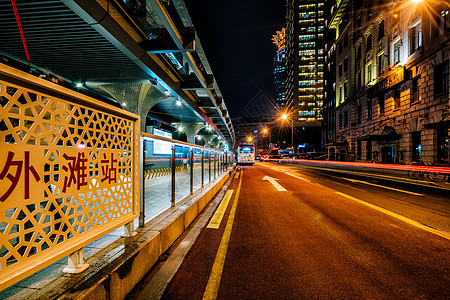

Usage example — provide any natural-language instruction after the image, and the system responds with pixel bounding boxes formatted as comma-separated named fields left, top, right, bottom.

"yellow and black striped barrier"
left=144, top=165, right=191, bottom=180
left=144, top=163, right=218, bottom=180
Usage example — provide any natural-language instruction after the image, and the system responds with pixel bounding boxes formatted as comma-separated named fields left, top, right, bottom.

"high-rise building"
left=272, top=28, right=286, bottom=108
left=285, top=0, right=326, bottom=127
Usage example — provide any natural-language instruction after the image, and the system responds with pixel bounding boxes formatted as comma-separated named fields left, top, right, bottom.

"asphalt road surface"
left=135, top=162, right=450, bottom=299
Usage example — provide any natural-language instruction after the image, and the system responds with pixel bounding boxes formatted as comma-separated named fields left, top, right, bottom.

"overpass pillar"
left=210, top=139, right=224, bottom=150
left=98, top=83, right=167, bottom=131
left=172, top=122, right=205, bottom=144
left=201, top=134, right=217, bottom=148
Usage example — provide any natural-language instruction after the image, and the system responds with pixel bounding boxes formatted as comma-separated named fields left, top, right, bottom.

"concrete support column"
left=172, top=122, right=205, bottom=144
left=201, top=134, right=217, bottom=147
left=98, top=82, right=167, bottom=131
left=210, top=140, right=224, bottom=150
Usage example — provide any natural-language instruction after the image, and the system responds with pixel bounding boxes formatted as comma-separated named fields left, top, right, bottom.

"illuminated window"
left=409, top=21, right=422, bottom=54
left=394, top=40, right=401, bottom=64
left=367, top=63, right=373, bottom=84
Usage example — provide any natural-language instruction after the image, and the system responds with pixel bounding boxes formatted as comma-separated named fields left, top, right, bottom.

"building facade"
left=327, top=0, right=450, bottom=165
left=272, top=28, right=287, bottom=108
left=286, top=0, right=326, bottom=127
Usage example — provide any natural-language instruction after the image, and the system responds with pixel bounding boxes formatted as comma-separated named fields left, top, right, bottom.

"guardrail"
left=140, top=133, right=233, bottom=225
left=0, top=64, right=140, bottom=290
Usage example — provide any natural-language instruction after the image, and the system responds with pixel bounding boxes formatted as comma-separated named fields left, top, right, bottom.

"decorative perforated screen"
left=0, top=64, right=140, bottom=289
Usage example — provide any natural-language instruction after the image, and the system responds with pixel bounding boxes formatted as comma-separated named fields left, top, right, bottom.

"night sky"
left=185, top=1, right=286, bottom=119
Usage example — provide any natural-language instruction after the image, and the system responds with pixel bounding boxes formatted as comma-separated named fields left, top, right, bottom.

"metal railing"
left=140, top=133, right=233, bottom=224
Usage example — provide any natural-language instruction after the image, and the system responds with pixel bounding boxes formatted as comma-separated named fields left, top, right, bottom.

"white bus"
left=236, top=144, right=255, bottom=165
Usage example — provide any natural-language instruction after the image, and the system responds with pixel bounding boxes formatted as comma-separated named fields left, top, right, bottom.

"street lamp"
left=280, top=112, right=294, bottom=152
left=262, top=128, right=270, bottom=153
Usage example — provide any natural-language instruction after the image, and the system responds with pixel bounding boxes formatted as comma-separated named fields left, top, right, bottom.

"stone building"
left=327, top=0, right=450, bottom=165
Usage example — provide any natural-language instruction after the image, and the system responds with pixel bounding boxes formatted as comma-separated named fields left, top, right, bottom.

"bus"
left=236, top=144, right=255, bottom=165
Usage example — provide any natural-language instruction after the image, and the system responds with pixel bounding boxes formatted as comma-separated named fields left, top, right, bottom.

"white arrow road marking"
left=343, top=178, right=424, bottom=196
left=263, top=176, right=287, bottom=191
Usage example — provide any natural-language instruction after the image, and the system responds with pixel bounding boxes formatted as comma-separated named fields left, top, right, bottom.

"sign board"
left=152, top=128, right=173, bottom=154
left=368, top=67, right=405, bottom=97
left=0, top=64, right=140, bottom=290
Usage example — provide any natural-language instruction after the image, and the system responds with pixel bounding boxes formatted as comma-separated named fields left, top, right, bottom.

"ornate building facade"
left=327, top=0, right=450, bottom=165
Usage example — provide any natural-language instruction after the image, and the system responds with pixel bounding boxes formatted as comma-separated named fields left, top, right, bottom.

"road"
left=130, top=162, right=450, bottom=299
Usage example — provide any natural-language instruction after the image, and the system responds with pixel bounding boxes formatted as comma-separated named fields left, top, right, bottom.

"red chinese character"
left=62, top=152, right=88, bottom=192
left=101, top=153, right=117, bottom=184
left=0, top=151, right=40, bottom=201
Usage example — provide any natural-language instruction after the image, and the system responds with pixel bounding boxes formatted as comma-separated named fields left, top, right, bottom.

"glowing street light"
left=247, top=137, right=252, bottom=143
left=280, top=112, right=294, bottom=151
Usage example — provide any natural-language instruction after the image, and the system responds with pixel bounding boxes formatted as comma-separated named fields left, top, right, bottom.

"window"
left=366, top=34, right=372, bottom=51
left=378, top=21, right=385, bottom=40
left=437, top=127, right=449, bottom=164
left=435, top=61, right=449, bottom=95
left=411, top=76, right=420, bottom=104
left=344, top=111, right=348, bottom=127
left=434, top=9, right=450, bottom=37
left=367, top=99, right=372, bottom=120
left=356, top=45, right=362, bottom=61
left=378, top=54, right=385, bottom=76
left=344, top=57, right=348, bottom=72
left=394, top=89, right=401, bottom=109
left=339, top=113, right=343, bottom=129
left=339, top=63, right=343, bottom=77
left=379, top=96, right=385, bottom=115
left=394, top=40, right=401, bottom=64
left=344, top=82, right=348, bottom=99
left=339, top=85, right=343, bottom=103
left=409, top=21, right=422, bottom=54
left=442, top=9, right=450, bottom=32
left=367, top=63, right=373, bottom=84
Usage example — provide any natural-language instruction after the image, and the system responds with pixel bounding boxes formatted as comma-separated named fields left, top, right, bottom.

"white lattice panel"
left=0, top=68, right=139, bottom=289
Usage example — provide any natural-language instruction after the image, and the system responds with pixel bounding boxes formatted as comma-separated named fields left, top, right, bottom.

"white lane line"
left=285, top=172, right=316, bottom=184
left=336, top=192, right=450, bottom=240
left=343, top=178, right=423, bottom=196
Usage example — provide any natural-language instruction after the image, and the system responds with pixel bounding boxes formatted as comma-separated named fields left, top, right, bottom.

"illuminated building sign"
left=153, top=128, right=173, bottom=155
left=369, top=67, right=405, bottom=97
left=272, top=28, right=286, bottom=50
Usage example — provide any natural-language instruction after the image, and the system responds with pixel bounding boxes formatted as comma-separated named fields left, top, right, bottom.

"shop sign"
left=369, top=67, right=405, bottom=97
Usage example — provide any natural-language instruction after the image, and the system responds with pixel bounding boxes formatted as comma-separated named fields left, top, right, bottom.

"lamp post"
left=262, top=128, right=270, bottom=153
left=281, top=113, right=294, bottom=152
